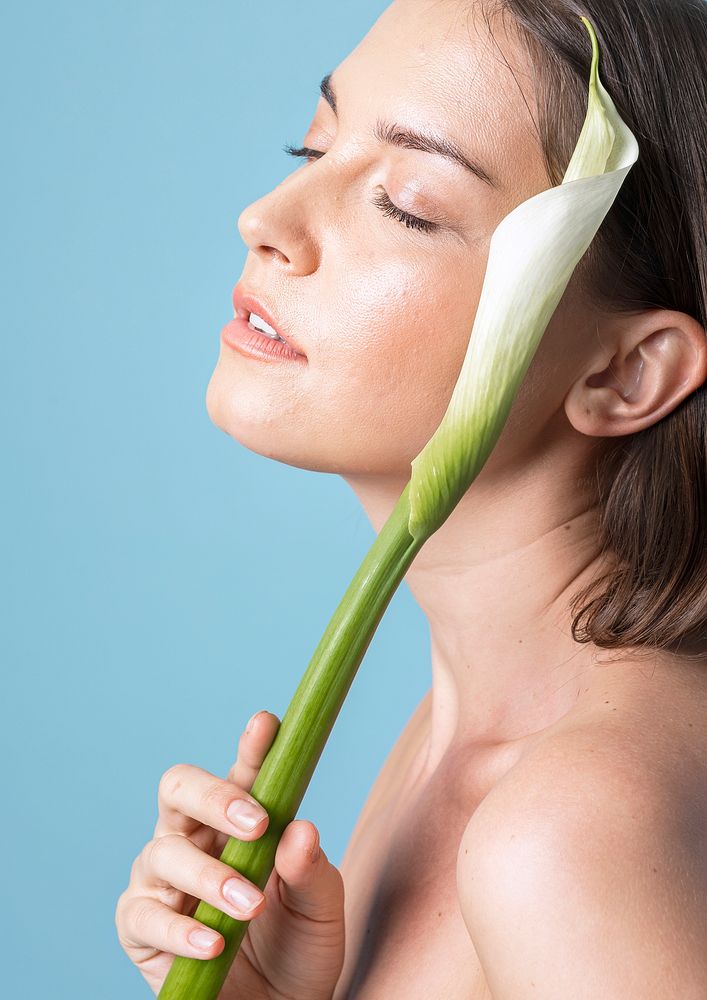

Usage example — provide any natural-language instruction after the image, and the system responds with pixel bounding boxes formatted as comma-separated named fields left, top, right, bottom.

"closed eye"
left=282, top=143, right=440, bottom=235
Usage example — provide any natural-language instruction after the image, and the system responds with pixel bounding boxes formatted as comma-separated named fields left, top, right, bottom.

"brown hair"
left=481, top=0, right=707, bottom=657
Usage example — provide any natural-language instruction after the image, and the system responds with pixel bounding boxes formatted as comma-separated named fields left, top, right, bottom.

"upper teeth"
left=248, top=311, right=283, bottom=341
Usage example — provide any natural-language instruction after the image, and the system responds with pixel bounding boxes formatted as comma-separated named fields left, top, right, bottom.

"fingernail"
left=227, top=798, right=267, bottom=832
left=189, top=928, right=220, bottom=951
left=223, top=877, right=263, bottom=913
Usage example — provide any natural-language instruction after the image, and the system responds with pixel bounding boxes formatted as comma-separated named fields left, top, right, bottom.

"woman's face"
left=206, top=0, right=595, bottom=477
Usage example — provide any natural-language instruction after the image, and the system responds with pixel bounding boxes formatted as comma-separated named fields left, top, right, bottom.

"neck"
left=344, top=443, right=615, bottom=768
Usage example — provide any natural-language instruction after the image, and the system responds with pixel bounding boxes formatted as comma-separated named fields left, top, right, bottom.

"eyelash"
left=282, top=143, right=439, bottom=234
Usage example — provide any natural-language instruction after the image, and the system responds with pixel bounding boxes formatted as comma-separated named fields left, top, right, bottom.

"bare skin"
left=115, top=710, right=346, bottom=998
left=117, top=0, right=707, bottom=996
left=334, top=662, right=707, bottom=998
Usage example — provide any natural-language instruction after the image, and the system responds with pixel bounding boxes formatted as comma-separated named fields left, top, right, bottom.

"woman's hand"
left=115, top=711, right=345, bottom=1000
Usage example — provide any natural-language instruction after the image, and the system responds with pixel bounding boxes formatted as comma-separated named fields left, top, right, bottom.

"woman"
left=115, top=0, right=707, bottom=996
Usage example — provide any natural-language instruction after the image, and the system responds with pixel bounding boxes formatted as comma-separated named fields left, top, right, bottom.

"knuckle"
left=143, top=835, right=171, bottom=873
left=142, top=837, right=160, bottom=870
left=131, top=896, right=155, bottom=936
left=166, top=911, right=187, bottom=942
left=328, top=863, right=345, bottom=893
left=195, top=856, right=221, bottom=895
left=114, top=888, right=129, bottom=927
left=159, top=763, right=188, bottom=802
left=128, top=851, right=144, bottom=883
left=202, top=777, right=229, bottom=812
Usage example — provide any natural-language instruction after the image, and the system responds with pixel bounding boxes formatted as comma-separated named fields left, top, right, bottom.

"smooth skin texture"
left=115, top=711, right=345, bottom=998
left=119, top=0, right=707, bottom=996
left=458, top=720, right=707, bottom=998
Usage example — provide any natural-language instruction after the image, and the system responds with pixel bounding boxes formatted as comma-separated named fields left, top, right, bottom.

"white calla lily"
left=408, top=16, right=639, bottom=538
left=158, top=17, right=639, bottom=1000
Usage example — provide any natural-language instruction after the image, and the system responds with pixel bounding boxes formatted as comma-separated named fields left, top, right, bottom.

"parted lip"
left=231, top=284, right=307, bottom=358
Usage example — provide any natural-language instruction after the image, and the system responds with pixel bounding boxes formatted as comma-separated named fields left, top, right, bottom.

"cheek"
left=321, top=250, right=483, bottom=467
left=204, top=244, right=487, bottom=476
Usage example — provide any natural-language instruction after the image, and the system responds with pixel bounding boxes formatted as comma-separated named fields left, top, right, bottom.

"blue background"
left=1, top=2, right=430, bottom=996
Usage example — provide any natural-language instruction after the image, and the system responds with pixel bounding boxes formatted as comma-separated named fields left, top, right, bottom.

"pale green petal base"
left=157, top=483, right=422, bottom=998
left=407, top=17, right=638, bottom=539
left=157, top=16, right=638, bottom=999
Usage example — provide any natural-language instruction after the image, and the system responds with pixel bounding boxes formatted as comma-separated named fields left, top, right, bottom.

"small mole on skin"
left=653, top=867, right=657, bottom=873
left=564, top=524, right=571, bottom=530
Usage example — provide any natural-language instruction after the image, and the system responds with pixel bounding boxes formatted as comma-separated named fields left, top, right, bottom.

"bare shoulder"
left=456, top=653, right=707, bottom=999
left=463, top=649, right=707, bottom=833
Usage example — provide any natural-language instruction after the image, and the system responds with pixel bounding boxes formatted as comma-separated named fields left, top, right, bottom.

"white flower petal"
left=407, top=17, right=639, bottom=539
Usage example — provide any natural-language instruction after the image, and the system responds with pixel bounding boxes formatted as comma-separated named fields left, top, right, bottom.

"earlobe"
left=564, top=312, right=707, bottom=438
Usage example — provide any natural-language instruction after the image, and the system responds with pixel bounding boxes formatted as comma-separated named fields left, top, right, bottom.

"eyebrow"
left=319, top=71, right=497, bottom=189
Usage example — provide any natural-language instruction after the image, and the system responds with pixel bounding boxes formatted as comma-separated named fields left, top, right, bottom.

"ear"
left=564, top=309, right=707, bottom=437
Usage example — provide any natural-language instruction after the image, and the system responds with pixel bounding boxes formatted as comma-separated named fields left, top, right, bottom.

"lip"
left=231, top=284, right=306, bottom=359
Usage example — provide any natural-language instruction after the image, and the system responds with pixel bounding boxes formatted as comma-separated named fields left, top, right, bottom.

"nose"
left=237, top=179, right=319, bottom=277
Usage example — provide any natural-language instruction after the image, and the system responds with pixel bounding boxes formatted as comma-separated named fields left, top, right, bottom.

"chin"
left=205, top=364, right=230, bottom=433
left=204, top=360, right=412, bottom=477
left=204, top=365, right=324, bottom=471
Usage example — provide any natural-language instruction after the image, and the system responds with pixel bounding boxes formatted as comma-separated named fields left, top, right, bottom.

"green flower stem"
left=157, top=16, right=637, bottom=998
left=157, top=482, right=425, bottom=999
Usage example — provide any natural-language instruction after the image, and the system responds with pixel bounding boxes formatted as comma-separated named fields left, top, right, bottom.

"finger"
left=206, top=711, right=281, bottom=858
left=274, top=820, right=345, bottom=924
left=134, top=833, right=267, bottom=922
left=226, top=710, right=280, bottom=791
left=155, top=763, right=269, bottom=841
left=118, top=892, right=226, bottom=961
left=155, top=712, right=280, bottom=858
left=188, top=823, right=221, bottom=856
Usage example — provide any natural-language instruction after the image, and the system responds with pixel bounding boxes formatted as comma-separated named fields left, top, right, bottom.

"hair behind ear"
left=489, top=0, right=707, bottom=656
left=570, top=391, right=707, bottom=655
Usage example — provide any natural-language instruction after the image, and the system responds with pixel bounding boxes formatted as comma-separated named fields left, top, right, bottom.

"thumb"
left=273, top=820, right=345, bottom=924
